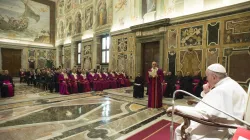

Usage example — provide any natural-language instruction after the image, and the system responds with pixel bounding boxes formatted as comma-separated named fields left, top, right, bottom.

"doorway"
left=142, top=41, right=160, bottom=83
left=1, top=48, right=22, bottom=77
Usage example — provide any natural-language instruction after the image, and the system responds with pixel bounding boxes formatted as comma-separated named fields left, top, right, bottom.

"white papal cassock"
left=174, top=77, right=248, bottom=140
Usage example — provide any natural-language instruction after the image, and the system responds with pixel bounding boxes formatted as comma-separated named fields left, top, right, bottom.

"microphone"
left=170, top=90, right=250, bottom=140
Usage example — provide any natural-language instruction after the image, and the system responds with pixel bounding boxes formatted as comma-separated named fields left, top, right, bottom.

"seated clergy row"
left=19, top=68, right=130, bottom=95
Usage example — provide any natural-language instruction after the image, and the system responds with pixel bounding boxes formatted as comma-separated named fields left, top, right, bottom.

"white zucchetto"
left=207, top=63, right=226, bottom=73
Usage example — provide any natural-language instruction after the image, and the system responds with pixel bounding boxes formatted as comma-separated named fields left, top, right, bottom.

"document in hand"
left=148, top=71, right=157, bottom=78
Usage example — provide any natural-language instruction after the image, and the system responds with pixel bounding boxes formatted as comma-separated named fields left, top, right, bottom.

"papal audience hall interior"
left=0, top=0, right=250, bottom=140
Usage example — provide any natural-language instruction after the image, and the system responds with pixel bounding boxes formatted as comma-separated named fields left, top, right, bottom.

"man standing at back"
left=147, top=61, right=164, bottom=108
left=168, top=63, right=248, bottom=139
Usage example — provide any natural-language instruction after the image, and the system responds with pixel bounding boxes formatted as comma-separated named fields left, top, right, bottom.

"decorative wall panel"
left=28, top=49, right=36, bottom=69
left=180, top=25, right=203, bottom=47
left=27, top=48, right=55, bottom=69
left=110, top=33, right=135, bottom=79
left=207, top=22, right=220, bottom=46
left=206, top=48, right=219, bottom=68
left=224, top=16, right=250, bottom=44
left=223, top=47, right=250, bottom=84
left=168, top=29, right=177, bottom=48
left=168, top=50, right=176, bottom=74
left=64, top=46, right=71, bottom=68
left=165, top=12, right=250, bottom=85
left=83, top=44, right=92, bottom=70
left=117, top=37, right=128, bottom=52
left=180, top=49, right=202, bottom=75
left=37, top=50, right=47, bottom=68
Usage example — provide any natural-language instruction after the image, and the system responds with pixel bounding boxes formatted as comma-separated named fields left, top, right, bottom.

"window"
left=101, top=36, right=110, bottom=63
left=77, top=42, right=82, bottom=65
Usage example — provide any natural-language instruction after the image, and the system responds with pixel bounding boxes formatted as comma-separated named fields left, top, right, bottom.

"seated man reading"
left=168, top=63, right=248, bottom=140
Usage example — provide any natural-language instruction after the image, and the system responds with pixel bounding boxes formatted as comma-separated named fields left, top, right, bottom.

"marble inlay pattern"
left=0, top=83, right=94, bottom=111
left=0, top=124, right=64, bottom=140
left=103, top=87, right=193, bottom=106
left=0, top=104, right=101, bottom=127
left=129, top=104, right=145, bottom=112
left=97, top=109, right=163, bottom=137
left=0, top=83, right=191, bottom=140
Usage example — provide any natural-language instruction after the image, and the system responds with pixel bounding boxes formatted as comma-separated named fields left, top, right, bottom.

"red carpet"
left=126, top=120, right=179, bottom=140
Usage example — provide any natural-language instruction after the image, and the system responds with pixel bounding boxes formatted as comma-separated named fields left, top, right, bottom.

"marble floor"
left=0, top=81, right=193, bottom=140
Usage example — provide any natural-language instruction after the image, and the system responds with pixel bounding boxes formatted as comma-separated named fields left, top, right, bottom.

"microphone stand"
left=170, top=90, right=250, bottom=140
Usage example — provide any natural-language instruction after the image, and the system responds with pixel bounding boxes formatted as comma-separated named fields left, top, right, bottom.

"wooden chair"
left=167, top=85, right=250, bottom=140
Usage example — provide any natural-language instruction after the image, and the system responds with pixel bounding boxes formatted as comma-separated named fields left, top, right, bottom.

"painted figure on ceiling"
left=75, top=12, right=82, bottom=34
left=97, top=0, right=107, bottom=26
left=85, top=7, right=93, bottom=30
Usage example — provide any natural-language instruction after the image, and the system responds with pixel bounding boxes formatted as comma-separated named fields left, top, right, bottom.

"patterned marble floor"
left=0, top=82, right=193, bottom=140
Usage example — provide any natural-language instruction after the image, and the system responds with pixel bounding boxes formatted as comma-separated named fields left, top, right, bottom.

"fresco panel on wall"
left=0, top=0, right=50, bottom=44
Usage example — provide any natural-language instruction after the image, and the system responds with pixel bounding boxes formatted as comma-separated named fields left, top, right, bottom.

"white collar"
left=214, top=77, right=230, bottom=87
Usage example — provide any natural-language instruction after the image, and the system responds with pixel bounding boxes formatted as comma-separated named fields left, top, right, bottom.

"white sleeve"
left=195, top=88, right=224, bottom=118
left=175, top=106, right=209, bottom=119
left=200, top=91, right=206, bottom=98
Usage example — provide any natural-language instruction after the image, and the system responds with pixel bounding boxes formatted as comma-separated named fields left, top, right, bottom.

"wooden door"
left=142, top=41, right=160, bottom=83
left=2, top=48, right=22, bottom=77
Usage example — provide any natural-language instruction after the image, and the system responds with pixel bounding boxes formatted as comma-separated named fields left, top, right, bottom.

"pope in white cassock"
left=168, top=63, right=248, bottom=140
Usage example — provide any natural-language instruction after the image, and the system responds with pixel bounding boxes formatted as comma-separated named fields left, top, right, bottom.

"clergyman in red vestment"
left=147, top=61, right=164, bottom=108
